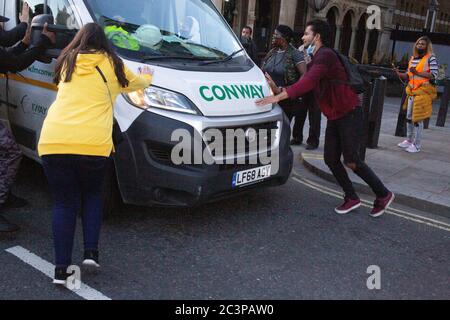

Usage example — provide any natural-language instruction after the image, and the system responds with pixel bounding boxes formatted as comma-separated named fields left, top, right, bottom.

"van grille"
left=203, top=121, right=278, bottom=160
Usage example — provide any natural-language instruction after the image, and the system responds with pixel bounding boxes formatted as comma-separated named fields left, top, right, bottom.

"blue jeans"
left=42, top=155, right=109, bottom=267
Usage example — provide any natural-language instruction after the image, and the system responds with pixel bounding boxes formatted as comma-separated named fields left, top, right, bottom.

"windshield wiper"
left=199, top=49, right=245, bottom=66
left=141, top=55, right=215, bottom=62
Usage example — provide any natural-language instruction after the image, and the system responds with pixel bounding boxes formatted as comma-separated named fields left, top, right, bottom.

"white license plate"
left=232, top=165, right=272, bottom=187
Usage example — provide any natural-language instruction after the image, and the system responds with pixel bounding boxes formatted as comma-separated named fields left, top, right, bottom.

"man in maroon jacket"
left=256, top=20, right=394, bottom=218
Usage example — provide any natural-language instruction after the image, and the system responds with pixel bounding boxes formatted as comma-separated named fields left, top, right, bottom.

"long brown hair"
left=54, top=23, right=129, bottom=87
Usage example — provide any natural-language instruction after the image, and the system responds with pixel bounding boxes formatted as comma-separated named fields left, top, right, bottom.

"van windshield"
left=84, top=0, right=245, bottom=63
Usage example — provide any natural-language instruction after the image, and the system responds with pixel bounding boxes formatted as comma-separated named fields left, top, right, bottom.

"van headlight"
left=123, top=86, right=200, bottom=115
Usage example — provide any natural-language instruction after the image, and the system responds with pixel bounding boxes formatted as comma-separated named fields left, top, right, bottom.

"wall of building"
left=392, top=0, right=450, bottom=33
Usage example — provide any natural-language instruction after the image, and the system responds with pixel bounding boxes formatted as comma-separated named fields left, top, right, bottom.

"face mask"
left=417, top=48, right=426, bottom=55
left=306, top=44, right=316, bottom=56
left=306, top=36, right=318, bottom=56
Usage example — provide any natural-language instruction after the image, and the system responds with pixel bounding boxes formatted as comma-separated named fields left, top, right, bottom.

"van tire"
left=102, top=158, right=122, bottom=219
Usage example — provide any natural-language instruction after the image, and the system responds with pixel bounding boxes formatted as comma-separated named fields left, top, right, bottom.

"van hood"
left=124, top=61, right=273, bottom=117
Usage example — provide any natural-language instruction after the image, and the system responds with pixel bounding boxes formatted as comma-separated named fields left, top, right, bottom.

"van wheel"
left=102, top=158, right=122, bottom=219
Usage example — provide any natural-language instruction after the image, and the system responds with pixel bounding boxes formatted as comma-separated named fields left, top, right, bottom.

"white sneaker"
left=405, top=144, right=421, bottom=153
left=398, top=140, right=412, bottom=148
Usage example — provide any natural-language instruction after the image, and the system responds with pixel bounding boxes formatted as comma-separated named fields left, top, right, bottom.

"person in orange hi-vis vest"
left=394, top=36, right=439, bottom=153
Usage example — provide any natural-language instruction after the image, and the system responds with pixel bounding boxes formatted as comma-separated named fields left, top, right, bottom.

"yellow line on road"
left=291, top=173, right=450, bottom=232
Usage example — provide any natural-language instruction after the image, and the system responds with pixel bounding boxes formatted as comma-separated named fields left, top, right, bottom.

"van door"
left=4, top=0, right=80, bottom=161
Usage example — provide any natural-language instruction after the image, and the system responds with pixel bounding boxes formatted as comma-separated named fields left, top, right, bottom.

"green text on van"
left=199, top=84, right=264, bottom=102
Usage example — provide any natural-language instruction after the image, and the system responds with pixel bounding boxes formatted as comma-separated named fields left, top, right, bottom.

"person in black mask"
left=0, top=2, right=55, bottom=233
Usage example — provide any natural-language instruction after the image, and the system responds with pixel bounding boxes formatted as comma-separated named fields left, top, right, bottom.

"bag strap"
left=95, top=65, right=124, bottom=146
left=95, top=66, right=114, bottom=108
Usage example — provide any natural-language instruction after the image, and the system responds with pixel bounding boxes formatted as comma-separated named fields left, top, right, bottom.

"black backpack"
left=332, top=49, right=368, bottom=94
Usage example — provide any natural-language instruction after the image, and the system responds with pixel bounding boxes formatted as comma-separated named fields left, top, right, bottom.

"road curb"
left=299, top=153, right=450, bottom=219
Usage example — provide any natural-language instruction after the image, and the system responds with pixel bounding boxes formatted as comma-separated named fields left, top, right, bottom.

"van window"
left=85, top=0, right=246, bottom=64
left=17, top=0, right=79, bottom=29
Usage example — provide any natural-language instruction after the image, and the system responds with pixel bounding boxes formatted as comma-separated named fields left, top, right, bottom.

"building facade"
left=212, top=0, right=449, bottom=64
left=392, top=0, right=450, bottom=33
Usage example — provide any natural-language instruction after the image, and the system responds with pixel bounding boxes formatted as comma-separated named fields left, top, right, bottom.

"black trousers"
left=324, top=107, right=389, bottom=200
left=290, top=92, right=321, bottom=146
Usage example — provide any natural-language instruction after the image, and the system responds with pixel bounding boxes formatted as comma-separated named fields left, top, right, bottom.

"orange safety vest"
left=407, top=54, right=431, bottom=91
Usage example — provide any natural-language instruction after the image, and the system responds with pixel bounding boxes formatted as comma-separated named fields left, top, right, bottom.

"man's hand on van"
left=19, top=2, right=30, bottom=24
left=255, top=95, right=279, bottom=106
left=42, top=23, right=56, bottom=44
left=138, top=66, right=154, bottom=77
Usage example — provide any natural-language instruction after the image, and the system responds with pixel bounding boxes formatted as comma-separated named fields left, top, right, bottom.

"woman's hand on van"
left=264, top=72, right=275, bottom=87
left=138, top=66, right=154, bottom=77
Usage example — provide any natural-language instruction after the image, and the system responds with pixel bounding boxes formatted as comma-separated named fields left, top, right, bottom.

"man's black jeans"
left=324, top=107, right=389, bottom=200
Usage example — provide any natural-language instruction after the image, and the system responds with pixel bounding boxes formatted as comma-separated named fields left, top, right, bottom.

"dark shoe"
left=53, top=266, right=72, bottom=285
left=305, top=144, right=318, bottom=150
left=290, top=138, right=302, bottom=145
left=83, top=250, right=100, bottom=268
left=0, top=215, right=20, bottom=233
left=371, top=192, right=395, bottom=218
left=335, top=198, right=361, bottom=215
left=4, top=193, right=28, bottom=209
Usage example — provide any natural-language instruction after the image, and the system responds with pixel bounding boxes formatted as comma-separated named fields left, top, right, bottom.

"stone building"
left=211, top=0, right=449, bottom=64
left=392, top=0, right=450, bottom=33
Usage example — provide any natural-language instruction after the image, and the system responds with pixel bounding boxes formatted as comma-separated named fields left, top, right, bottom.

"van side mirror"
left=30, top=14, right=77, bottom=63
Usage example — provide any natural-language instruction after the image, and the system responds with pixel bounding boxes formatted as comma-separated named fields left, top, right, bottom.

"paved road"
left=0, top=155, right=449, bottom=300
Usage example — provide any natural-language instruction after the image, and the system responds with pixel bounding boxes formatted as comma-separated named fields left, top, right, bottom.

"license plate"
left=232, top=165, right=272, bottom=187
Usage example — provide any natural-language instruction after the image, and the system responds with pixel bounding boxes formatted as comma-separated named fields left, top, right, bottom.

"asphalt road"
left=0, top=152, right=449, bottom=300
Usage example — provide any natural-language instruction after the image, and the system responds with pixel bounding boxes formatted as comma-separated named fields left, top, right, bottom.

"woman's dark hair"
left=306, top=19, right=332, bottom=47
left=54, top=23, right=129, bottom=87
left=275, top=25, right=294, bottom=43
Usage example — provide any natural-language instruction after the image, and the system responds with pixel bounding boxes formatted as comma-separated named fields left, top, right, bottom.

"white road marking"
left=291, top=175, right=450, bottom=233
left=5, top=246, right=112, bottom=300
left=295, top=173, right=450, bottom=228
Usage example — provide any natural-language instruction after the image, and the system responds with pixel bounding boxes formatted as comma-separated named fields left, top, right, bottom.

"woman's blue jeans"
left=42, top=154, right=109, bottom=268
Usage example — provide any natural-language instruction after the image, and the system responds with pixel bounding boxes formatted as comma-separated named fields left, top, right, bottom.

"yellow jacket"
left=403, top=84, right=437, bottom=123
left=38, top=53, right=152, bottom=157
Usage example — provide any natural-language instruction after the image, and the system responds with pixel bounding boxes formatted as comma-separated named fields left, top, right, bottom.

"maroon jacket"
left=285, top=46, right=360, bottom=120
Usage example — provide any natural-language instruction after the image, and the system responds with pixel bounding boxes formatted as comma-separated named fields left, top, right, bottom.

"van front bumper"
left=113, top=106, right=293, bottom=207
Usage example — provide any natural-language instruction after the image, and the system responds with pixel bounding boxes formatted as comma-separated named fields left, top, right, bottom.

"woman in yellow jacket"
left=38, top=23, right=153, bottom=285
left=395, top=36, right=438, bottom=153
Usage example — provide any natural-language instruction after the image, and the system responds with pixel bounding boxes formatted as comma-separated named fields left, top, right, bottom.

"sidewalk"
left=296, top=96, right=450, bottom=218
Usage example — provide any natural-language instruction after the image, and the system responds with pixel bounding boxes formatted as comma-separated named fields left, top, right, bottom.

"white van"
left=0, top=0, right=293, bottom=212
